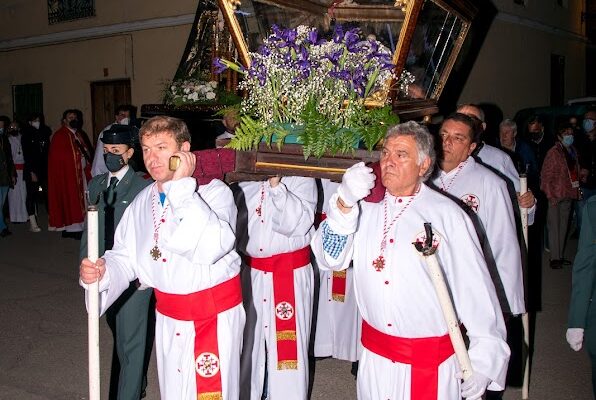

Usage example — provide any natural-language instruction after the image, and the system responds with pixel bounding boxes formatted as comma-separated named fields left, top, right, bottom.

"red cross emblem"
left=460, top=194, right=479, bottom=213
left=195, top=352, right=220, bottom=377
left=275, top=301, right=294, bottom=320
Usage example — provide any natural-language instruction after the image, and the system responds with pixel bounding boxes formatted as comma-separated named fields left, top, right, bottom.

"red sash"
left=361, top=320, right=455, bottom=400
left=14, top=163, right=24, bottom=170
left=315, top=212, right=347, bottom=302
left=154, top=275, right=242, bottom=400
left=245, top=246, right=311, bottom=370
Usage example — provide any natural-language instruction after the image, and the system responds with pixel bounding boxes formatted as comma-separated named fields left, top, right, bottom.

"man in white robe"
left=457, top=104, right=536, bottom=222
left=6, top=123, right=28, bottom=223
left=314, top=179, right=362, bottom=363
left=312, top=121, right=510, bottom=400
left=431, top=113, right=525, bottom=316
left=80, top=116, right=245, bottom=400
left=235, top=176, right=316, bottom=400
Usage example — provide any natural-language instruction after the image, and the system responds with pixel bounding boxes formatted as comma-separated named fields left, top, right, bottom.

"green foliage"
left=348, top=105, right=400, bottom=152
left=225, top=115, right=268, bottom=151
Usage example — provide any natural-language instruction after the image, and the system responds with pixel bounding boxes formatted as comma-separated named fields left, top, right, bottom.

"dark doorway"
left=12, top=83, right=43, bottom=123
left=90, top=79, right=131, bottom=143
left=550, top=54, right=565, bottom=106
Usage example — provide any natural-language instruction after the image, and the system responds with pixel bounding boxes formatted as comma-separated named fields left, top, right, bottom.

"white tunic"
left=432, top=157, right=525, bottom=315
left=236, top=177, right=316, bottom=400
left=477, top=143, right=536, bottom=225
left=85, top=177, right=245, bottom=400
left=314, top=179, right=362, bottom=362
left=311, top=184, right=510, bottom=399
left=7, top=134, right=28, bottom=222
left=477, top=144, right=520, bottom=192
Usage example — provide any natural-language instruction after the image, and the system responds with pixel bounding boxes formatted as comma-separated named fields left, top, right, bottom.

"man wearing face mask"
left=540, top=120, right=580, bottom=269
left=47, top=109, right=93, bottom=239
left=576, top=108, right=596, bottom=234
left=91, top=105, right=136, bottom=177
left=22, top=112, right=51, bottom=213
left=80, top=123, right=153, bottom=400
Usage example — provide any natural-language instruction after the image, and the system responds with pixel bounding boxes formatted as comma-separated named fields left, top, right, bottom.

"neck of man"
left=440, top=158, right=464, bottom=173
left=387, top=182, right=420, bottom=197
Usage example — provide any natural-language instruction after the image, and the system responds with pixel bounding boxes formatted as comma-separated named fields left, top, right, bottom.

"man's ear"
left=418, top=156, right=432, bottom=178
left=482, top=122, right=487, bottom=131
left=181, top=141, right=191, bottom=152
left=467, top=142, right=477, bottom=156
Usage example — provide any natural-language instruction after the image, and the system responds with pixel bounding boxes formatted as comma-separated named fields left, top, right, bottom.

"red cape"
left=47, top=126, right=91, bottom=229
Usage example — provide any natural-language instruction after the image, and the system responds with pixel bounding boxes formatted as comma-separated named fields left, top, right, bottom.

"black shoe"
left=0, top=228, right=11, bottom=237
left=550, top=260, right=563, bottom=269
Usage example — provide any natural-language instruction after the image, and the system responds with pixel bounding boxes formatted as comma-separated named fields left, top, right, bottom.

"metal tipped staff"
left=413, top=223, right=473, bottom=380
left=520, top=174, right=530, bottom=400
left=87, top=204, right=100, bottom=400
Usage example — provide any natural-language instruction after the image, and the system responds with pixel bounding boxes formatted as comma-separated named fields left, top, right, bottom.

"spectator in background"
left=91, top=105, right=136, bottom=177
left=0, top=115, right=16, bottom=237
left=6, top=121, right=29, bottom=225
left=576, top=108, right=596, bottom=234
left=215, top=109, right=240, bottom=148
left=540, top=120, right=580, bottom=269
left=22, top=113, right=51, bottom=230
left=524, top=114, right=554, bottom=172
left=47, top=109, right=93, bottom=240
left=499, top=119, right=539, bottom=189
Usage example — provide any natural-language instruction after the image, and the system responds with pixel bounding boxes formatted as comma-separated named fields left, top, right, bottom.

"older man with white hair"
left=312, top=121, right=509, bottom=400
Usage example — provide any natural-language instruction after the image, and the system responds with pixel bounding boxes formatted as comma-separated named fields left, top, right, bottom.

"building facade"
left=0, top=0, right=590, bottom=138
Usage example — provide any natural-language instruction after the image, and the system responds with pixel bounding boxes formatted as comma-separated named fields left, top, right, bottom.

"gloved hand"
left=457, top=371, right=490, bottom=400
left=566, top=328, right=584, bottom=351
left=337, top=162, right=375, bottom=207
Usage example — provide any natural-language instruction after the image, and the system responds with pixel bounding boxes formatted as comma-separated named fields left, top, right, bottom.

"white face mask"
left=31, top=121, right=40, bottom=129
left=119, top=117, right=130, bottom=125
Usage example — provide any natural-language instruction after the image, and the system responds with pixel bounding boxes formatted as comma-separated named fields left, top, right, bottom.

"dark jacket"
left=0, top=134, right=16, bottom=187
left=21, top=124, right=51, bottom=183
left=80, top=167, right=152, bottom=260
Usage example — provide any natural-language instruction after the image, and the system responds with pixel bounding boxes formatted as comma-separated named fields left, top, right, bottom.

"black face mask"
left=68, top=119, right=79, bottom=129
left=103, top=152, right=126, bottom=173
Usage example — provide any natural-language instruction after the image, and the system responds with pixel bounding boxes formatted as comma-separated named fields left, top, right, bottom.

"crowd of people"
left=1, top=102, right=594, bottom=399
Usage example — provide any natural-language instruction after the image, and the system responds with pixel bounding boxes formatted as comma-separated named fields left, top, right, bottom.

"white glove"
left=337, top=162, right=375, bottom=207
left=457, top=371, right=490, bottom=400
left=566, top=328, right=584, bottom=351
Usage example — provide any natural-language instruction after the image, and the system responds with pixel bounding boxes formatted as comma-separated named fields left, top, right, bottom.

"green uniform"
left=568, top=196, right=596, bottom=395
left=80, top=166, right=152, bottom=400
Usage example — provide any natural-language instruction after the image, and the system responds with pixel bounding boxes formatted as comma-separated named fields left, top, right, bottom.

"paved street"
left=0, top=209, right=591, bottom=400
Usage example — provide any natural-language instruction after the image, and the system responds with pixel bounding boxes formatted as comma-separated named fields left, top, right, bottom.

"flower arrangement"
left=163, top=78, right=241, bottom=107
left=214, top=24, right=401, bottom=158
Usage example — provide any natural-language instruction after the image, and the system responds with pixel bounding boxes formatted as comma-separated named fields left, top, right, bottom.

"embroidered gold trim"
left=198, top=391, right=222, bottom=400
left=276, top=330, right=297, bottom=341
left=277, top=360, right=298, bottom=370
left=332, top=270, right=347, bottom=278
left=332, top=294, right=345, bottom=302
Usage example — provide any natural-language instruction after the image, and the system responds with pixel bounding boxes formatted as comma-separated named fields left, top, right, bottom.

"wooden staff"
left=413, top=223, right=473, bottom=380
left=520, top=174, right=530, bottom=400
left=87, top=205, right=100, bottom=400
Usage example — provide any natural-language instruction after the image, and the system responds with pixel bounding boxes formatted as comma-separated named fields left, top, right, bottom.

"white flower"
left=206, top=92, right=216, bottom=100
left=209, top=81, right=218, bottom=89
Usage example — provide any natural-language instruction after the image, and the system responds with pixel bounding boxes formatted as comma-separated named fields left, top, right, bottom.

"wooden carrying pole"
left=413, top=223, right=473, bottom=380
left=520, top=175, right=530, bottom=400
left=87, top=205, right=100, bottom=400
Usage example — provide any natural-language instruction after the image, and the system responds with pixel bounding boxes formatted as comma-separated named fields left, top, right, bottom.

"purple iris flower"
left=344, top=29, right=361, bottom=52
left=325, top=49, right=342, bottom=64
left=213, top=58, right=228, bottom=74
left=333, top=25, right=345, bottom=43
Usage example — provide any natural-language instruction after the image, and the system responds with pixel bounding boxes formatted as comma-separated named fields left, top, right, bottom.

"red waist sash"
left=154, top=275, right=242, bottom=400
left=14, top=163, right=24, bottom=170
left=361, top=320, right=455, bottom=400
left=245, top=246, right=311, bottom=370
